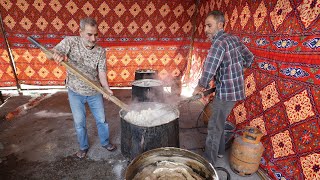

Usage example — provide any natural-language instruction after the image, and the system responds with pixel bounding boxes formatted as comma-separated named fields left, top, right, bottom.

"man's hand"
left=105, top=88, right=113, bottom=96
left=51, top=50, right=66, bottom=64
left=102, top=86, right=113, bottom=100
left=192, top=86, right=205, bottom=96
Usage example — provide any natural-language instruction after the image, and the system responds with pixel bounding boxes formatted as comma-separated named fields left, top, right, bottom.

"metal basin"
left=125, top=147, right=219, bottom=180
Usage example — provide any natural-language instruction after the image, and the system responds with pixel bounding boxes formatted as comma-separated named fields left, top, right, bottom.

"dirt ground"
left=0, top=89, right=261, bottom=180
left=0, top=153, right=126, bottom=180
left=0, top=91, right=128, bottom=180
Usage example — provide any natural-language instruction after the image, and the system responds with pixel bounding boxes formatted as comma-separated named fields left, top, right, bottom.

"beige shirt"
left=54, top=36, right=106, bottom=96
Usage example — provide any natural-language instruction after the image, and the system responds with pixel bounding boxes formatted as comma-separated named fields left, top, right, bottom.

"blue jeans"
left=204, top=97, right=236, bottom=166
left=68, top=89, right=110, bottom=150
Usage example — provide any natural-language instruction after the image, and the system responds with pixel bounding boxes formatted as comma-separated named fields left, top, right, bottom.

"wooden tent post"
left=0, top=13, right=21, bottom=92
left=183, top=0, right=200, bottom=83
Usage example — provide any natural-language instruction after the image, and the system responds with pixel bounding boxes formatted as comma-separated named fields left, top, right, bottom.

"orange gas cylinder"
left=229, top=126, right=264, bottom=176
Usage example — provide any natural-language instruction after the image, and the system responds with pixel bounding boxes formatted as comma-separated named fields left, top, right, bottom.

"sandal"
left=75, top=149, right=88, bottom=159
left=103, top=143, right=117, bottom=151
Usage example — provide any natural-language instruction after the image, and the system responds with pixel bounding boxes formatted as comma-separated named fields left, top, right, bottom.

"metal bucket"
left=125, top=147, right=219, bottom=180
left=120, top=102, right=180, bottom=160
left=135, top=69, right=158, bottom=80
left=131, top=79, right=164, bottom=102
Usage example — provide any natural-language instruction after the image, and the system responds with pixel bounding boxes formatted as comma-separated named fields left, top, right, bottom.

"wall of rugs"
left=190, top=0, right=319, bottom=179
left=0, top=0, right=196, bottom=87
left=0, top=0, right=319, bottom=179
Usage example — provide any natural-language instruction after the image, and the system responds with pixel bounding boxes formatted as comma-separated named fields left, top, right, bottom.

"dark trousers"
left=204, top=97, right=236, bottom=166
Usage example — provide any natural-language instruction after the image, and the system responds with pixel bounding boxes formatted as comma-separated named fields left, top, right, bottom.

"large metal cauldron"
left=120, top=102, right=180, bottom=160
left=131, top=79, right=164, bottom=102
left=135, top=69, right=158, bottom=80
left=125, top=147, right=219, bottom=180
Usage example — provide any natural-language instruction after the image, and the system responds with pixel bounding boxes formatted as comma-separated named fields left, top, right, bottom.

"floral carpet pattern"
left=190, top=0, right=319, bottom=179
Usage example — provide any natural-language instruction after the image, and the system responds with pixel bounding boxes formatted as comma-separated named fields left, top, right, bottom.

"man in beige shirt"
left=51, top=17, right=116, bottom=158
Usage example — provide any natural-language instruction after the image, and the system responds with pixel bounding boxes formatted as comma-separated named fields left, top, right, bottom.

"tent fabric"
left=0, top=0, right=319, bottom=179
left=0, top=0, right=195, bottom=87
left=191, top=0, right=319, bottom=179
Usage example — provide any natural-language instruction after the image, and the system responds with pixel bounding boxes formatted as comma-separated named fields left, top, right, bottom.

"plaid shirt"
left=199, top=30, right=254, bottom=101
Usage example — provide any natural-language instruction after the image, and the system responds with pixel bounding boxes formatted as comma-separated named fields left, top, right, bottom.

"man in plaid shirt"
left=193, top=10, right=254, bottom=166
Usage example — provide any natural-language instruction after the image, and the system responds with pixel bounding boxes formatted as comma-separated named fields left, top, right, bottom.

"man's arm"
left=241, top=43, right=254, bottom=68
left=198, top=41, right=225, bottom=88
left=98, top=48, right=113, bottom=95
left=193, top=41, right=224, bottom=95
left=49, top=37, right=71, bottom=63
left=99, top=71, right=113, bottom=95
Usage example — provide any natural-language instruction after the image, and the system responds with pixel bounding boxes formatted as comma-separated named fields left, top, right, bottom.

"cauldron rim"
left=131, top=79, right=163, bottom=87
left=125, top=147, right=219, bottom=180
left=135, top=69, right=157, bottom=73
left=119, top=102, right=180, bottom=128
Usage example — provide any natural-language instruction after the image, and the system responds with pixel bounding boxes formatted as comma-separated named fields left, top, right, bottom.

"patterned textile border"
left=5, top=93, right=51, bottom=121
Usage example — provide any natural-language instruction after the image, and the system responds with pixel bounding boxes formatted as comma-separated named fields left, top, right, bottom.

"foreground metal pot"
left=125, top=147, right=219, bottom=180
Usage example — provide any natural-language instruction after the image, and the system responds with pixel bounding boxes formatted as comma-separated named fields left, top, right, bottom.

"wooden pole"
left=183, top=0, right=200, bottom=83
left=27, top=36, right=130, bottom=111
left=0, top=13, right=21, bottom=92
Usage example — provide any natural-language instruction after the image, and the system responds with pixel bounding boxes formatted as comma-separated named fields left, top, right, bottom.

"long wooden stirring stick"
left=27, top=36, right=130, bottom=111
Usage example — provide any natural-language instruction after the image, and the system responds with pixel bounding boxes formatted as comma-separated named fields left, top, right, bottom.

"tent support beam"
left=0, top=13, right=21, bottom=93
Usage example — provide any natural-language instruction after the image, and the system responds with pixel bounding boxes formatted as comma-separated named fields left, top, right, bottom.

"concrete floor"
left=0, top=89, right=261, bottom=180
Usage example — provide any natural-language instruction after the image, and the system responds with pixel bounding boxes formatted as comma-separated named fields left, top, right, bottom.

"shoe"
left=75, top=149, right=88, bottom=159
left=217, top=154, right=223, bottom=158
left=103, top=143, right=117, bottom=151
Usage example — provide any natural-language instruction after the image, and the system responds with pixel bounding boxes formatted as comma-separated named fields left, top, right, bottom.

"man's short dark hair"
left=207, top=10, right=225, bottom=24
left=80, top=17, right=97, bottom=30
